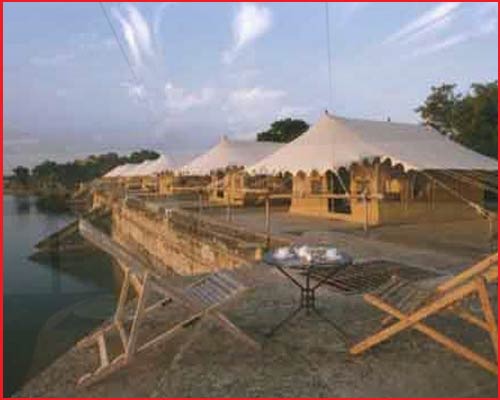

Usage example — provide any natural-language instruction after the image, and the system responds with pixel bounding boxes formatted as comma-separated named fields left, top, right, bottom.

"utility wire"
left=324, top=2, right=333, bottom=112
left=98, top=1, right=159, bottom=123
left=99, top=2, right=141, bottom=86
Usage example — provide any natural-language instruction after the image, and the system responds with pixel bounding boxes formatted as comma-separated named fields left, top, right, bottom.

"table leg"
left=312, top=307, right=351, bottom=346
left=266, top=306, right=303, bottom=337
left=305, top=273, right=310, bottom=313
left=264, top=262, right=352, bottom=342
left=308, top=267, right=351, bottom=345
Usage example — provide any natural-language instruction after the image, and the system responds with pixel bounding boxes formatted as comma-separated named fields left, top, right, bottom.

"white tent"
left=248, top=112, right=498, bottom=174
left=137, top=154, right=176, bottom=175
left=117, top=163, right=141, bottom=177
left=131, top=160, right=155, bottom=177
left=104, top=164, right=126, bottom=178
left=103, top=153, right=177, bottom=179
left=178, top=136, right=283, bottom=175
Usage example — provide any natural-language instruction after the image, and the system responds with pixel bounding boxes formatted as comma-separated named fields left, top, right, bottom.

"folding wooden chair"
left=77, top=220, right=260, bottom=387
left=350, top=253, right=498, bottom=375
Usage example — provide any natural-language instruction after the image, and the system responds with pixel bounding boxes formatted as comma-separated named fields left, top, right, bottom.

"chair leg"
left=352, top=279, right=482, bottom=354
left=126, top=272, right=150, bottom=359
left=211, top=311, right=261, bottom=351
left=475, top=277, right=498, bottom=357
left=450, top=306, right=490, bottom=331
left=350, top=295, right=498, bottom=375
left=114, top=269, right=130, bottom=324
left=78, top=355, right=127, bottom=387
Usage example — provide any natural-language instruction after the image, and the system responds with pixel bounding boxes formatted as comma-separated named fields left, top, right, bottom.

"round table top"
left=263, top=246, right=352, bottom=270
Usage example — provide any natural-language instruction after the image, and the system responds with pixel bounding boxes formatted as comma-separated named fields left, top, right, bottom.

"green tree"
left=15, top=149, right=161, bottom=192
left=32, top=161, right=58, bottom=180
left=416, top=81, right=498, bottom=158
left=257, top=118, right=309, bottom=143
left=127, top=149, right=159, bottom=163
left=452, top=82, right=498, bottom=158
left=415, top=83, right=460, bottom=137
left=12, top=166, right=30, bottom=185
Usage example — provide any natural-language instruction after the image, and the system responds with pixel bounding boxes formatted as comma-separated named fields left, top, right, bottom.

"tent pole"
left=226, top=196, right=232, bottom=222
left=226, top=175, right=232, bottom=222
left=405, top=177, right=409, bottom=211
left=265, top=192, right=271, bottom=247
left=198, top=191, right=202, bottom=214
left=431, top=180, right=436, bottom=210
left=488, top=216, right=496, bottom=250
left=363, top=190, right=369, bottom=234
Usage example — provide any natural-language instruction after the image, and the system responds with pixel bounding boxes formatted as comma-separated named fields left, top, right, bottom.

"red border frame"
left=1, top=1, right=498, bottom=399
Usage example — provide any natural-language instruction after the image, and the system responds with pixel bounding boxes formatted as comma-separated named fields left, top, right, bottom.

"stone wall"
left=110, top=198, right=272, bottom=276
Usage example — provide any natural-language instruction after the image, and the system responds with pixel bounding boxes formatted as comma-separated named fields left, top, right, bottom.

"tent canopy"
left=127, top=160, right=154, bottom=177
left=153, top=154, right=176, bottom=173
left=103, top=153, right=176, bottom=178
left=104, top=164, right=125, bottom=178
left=133, top=154, right=176, bottom=176
left=178, top=136, right=283, bottom=175
left=248, top=112, right=498, bottom=174
left=103, top=162, right=144, bottom=178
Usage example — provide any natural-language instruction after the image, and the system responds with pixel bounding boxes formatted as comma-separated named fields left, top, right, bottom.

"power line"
left=98, top=2, right=160, bottom=122
left=324, top=2, right=333, bottom=112
left=98, top=2, right=141, bottom=87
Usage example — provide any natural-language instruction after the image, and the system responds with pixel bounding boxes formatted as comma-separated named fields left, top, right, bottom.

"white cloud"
left=30, top=53, right=74, bottom=67
left=121, top=81, right=146, bottom=102
left=410, top=18, right=497, bottom=57
left=72, top=32, right=117, bottom=52
left=411, top=33, right=468, bottom=57
left=399, top=14, right=454, bottom=45
left=164, top=82, right=215, bottom=112
left=153, top=2, right=176, bottom=38
left=127, top=5, right=153, bottom=56
left=113, top=9, right=141, bottom=65
left=228, top=87, right=285, bottom=105
left=380, top=2, right=497, bottom=59
left=113, top=4, right=154, bottom=67
left=223, top=3, right=272, bottom=64
left=384, top=2, right=461, bottom=45
left=223, top=86, right=287, bottom=134
left=30, top=33, right=116, bottom=68
left=227, top=68, right=261, bottom=83
left=276, top=105, right=312, bottom=120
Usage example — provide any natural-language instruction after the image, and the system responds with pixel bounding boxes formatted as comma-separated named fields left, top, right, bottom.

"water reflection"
left=3, top=195, right=121, bottom=396
left=13, top=196, right=31, bottom=214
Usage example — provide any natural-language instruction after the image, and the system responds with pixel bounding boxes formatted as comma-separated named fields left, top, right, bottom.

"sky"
left=3, top=2, right=498, bottom=172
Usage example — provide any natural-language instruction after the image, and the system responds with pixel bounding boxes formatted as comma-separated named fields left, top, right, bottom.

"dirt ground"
left=15, top=207, right=498, bottom=398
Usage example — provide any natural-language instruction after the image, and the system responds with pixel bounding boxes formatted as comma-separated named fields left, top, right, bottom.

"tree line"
left=9, top=149, right=159, bottom=191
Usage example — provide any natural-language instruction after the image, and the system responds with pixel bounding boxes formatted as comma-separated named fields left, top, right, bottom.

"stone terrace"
left=17, top=200, right=498, bottom=397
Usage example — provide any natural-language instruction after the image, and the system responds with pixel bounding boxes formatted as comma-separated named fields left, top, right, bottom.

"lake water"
left=3, top=195, right=122, bottom=396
